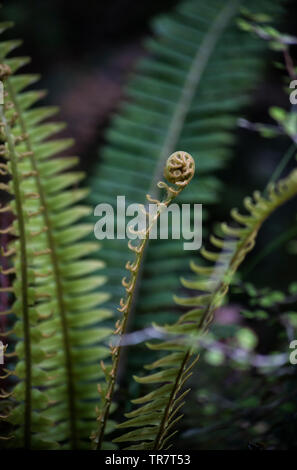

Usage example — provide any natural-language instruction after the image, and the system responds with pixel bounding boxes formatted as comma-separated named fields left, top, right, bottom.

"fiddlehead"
left=86, top=0, right=284, bottom=336
left=163, top=151, right=195, bottom=190
left=93, top=151, right=194, bottom=449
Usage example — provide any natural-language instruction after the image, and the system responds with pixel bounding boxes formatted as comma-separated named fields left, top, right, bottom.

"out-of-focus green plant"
left=0, top=22, right=111, bottom=449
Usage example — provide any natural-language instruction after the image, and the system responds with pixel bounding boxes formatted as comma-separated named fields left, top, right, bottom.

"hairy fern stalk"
left=94, top=151, right=195, bottom=449
left=115, top=167, right=297, bottom=449
left=0, top=23, right=111, bottom=449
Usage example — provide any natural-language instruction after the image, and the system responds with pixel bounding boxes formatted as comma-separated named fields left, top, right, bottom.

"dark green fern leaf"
left=0, top=24, right=110, bottom=449
left=87, top=0, right=285, bottom=332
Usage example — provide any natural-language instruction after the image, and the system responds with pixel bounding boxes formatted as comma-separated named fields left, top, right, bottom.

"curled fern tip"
left=164, top=151, right=195, bottom=188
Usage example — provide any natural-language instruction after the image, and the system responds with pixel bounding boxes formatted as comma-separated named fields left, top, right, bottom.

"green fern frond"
left=94, top=152, right=195, bottom=449
left=115, top=166, right=297, bottom=449
left=87, top=0, right=285, bottom=332
left=0, top=23, right=110, bottom=449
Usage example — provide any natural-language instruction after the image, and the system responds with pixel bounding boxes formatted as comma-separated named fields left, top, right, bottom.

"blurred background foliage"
left=1, top=0, right=297, bottom=449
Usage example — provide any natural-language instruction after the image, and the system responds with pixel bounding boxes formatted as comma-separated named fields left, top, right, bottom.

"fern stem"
left=6, top=80, right=78, bottom=448
left=96, top=152, right=195, bottom=449
left=153, top=351, right=190, bottom=450
left=0, top=106, right=31, bottom=448
left=96, top=235, right=150, bottom=450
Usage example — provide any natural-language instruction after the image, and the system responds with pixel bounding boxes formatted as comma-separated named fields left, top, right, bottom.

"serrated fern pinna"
left=0, top=22, right=111, bottom=449
left=87, top=0, right=285, bottom=328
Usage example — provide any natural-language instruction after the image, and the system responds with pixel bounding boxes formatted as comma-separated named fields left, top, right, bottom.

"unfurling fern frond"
left=115, top=166, right=297, bottom=450
left=93, top=151, right=195, bottom=449
left=87, top=0, right=285, bottom=337
left=0, top=23, right=110, bottom=449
